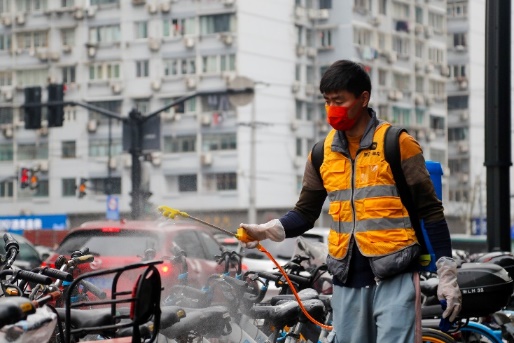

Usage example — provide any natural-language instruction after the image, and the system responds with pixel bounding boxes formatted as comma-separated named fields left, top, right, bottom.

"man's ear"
left=361, top=91, right=371, bottom=107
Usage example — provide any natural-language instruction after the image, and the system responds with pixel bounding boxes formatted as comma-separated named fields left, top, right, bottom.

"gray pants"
left=331, top=272, right=418, bottom=343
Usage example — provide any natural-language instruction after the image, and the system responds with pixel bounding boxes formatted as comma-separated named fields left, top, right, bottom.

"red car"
left=42, top=219, right=229, bottom=298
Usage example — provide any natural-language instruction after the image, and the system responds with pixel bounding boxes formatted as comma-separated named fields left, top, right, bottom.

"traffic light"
left=47, top=84, right=64, bottom=127
left=78, top=178, right=87, bottom=198
left=29, top=172, right=39, bottom=190
left=19, top=168, right=29, bottom=189
left=24, top=86, right=42, bottom=129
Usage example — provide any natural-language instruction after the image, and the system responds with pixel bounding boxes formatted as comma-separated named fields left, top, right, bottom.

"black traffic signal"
left=47, top=84, right=65, bottom=127
left=19, top=168, right=29, bottom=189
left=24, top=86, right=42, bottom=130
left=78, top=178, right=87, bottom=198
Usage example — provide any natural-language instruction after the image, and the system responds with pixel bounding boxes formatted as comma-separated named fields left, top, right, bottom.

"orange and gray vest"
left=320, top=121, right=419, bottom=262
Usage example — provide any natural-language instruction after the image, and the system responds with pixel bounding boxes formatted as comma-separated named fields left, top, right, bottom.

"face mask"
left=325, top=97, right=361, bottom=131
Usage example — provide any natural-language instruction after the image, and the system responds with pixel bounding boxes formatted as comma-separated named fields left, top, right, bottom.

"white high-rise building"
left=0, top=0, right=453, bottom=232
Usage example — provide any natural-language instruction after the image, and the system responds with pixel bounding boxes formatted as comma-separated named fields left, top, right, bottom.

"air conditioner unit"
left=111, top=82, right=122, bottom=94
left=220, top=33, right=233, bottom=45
left=86, top=6, right=96, bottom=17
left=306, top=47, right=317, bottom=57
left=74, top=7, right=84, bottom=19
left=62, top=45, right=72, bottom=53
left=223, top=0, right=235, bottom=6
left=124, top=155, right=132, bottom=168
left=460, top=111, right=469, bottom=120
left=39, top=125, right=48, bottom=137
left=369, top=15, right=381, bottom=26
left=414, top=23, right=424, bottom=34
left=161, top=111, right=175, bottom=121
left=160, top=2, right=171, bottom=13
left=49, top=51, right=60, bottom=61
left=458, top=173, right=469, bottom=183
left=2, top=88, right=13, bottom=102
left=201, top=114, right=211, bottom=126
left=291, top=81, right=300, bottom=93
left=222, top=71, right=236, bottom=83
left=36, top=49, right=48, bottom=61
left=414, top=93, right=425, bottom=106
left=385, top=50, right=397, bottom=64
left=295, top=6, right=305, bottom=18
left=415, top=61, right=423, bottom=72
left=108, top=158, right=117, bottom=170
left=151, top=79, right=162, bottom=91
left=39, top=160, right=49, bottom=172
left=87, top=46, right=97, bottom=58
left=148, top=37, right=161, bottom=51
left=416, top=130, right=426, bottom=141
left=132, top=0, right=146, bottom=4
left=296, top=45, right=305, bottom=56
left=290, top=121, right=299, bottom=131
left=2, top=126, right=12, bottom=139
left=459, top=80, right=468, bottom=90
left=388, top=89, right=398, bottom=101
left=185, top=76, right=196, bottom=89
left=425, top=63, right=434, bottom=73
left=440, top=65, right=450, bottom=77
left=305, top=84, right=316, bottom=96
left=455, top=45, right=466, bottom=52
left=183, top=36, right=195, bottom=48
left=147, top=3, right=158, bottom=14
left=318, top=9, right=329, bottom=20
left=424, top=26, right=433, bottom=38
left=15, top=13, right=25, bottom=25
left=87, top=119, right=98, bottom=133
left=425, top=94, right=434, bottom=106
left=458, top=142, right=469, bottom=153
left=201, top=153, right=213, bottom=166
left=1, top=16, right=11, bottom=27
left=149, top=152, right=161, bottom=166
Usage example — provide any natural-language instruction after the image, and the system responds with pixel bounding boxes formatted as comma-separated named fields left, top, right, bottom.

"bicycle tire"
left=457, top=325, right=502, bottom=343
left=422, top=328, right=456, bottom=343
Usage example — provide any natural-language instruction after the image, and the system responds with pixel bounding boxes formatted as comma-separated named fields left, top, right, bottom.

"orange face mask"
left=325, top=97, right=360, bottom=131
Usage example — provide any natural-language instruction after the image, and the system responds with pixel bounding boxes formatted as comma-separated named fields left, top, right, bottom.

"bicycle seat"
left=251, top=298, right=325, bottom=327
left=55, top=308, right=121, bottom=329
left=269, top=288, right=319, bottom=305
left=160, top=305, right=186, bottom=330
left=160, top=305, right=231, bottom=339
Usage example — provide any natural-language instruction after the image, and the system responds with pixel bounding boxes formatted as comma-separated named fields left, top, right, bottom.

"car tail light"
left=240, top=262, right=248, bottom=272
left=101, top=227, right=121, bottom=233
left=159, top=263, right=172, bottom=274
left=41, top=261, right=56, bottom=268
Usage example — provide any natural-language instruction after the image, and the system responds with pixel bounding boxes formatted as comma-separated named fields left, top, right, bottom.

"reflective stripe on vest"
left=321, top=123, right=417, bottom=259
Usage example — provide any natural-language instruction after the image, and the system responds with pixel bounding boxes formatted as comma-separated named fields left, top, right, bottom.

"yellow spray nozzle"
left=236, top=228, right=262, bottom=250
left=157, top=205, right=189, bottom=220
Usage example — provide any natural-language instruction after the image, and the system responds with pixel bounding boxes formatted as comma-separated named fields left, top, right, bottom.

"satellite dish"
left=227, top=76, right=255, bottom=107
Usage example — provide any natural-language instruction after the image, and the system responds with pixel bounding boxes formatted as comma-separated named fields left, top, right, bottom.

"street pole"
left=129, top=109, right=143, bottom=220
left=248, top=98, right=257, bottom=224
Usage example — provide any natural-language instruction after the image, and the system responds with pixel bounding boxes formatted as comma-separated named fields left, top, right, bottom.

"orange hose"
left=258, top=245, right=333, bottom=331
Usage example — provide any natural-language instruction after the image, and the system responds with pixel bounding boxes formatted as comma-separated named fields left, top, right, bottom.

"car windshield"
left=56, top=230, right=161, bottom=257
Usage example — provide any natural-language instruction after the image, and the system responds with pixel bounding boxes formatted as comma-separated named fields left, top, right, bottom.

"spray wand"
left=157, top=205, right=333, bottom=331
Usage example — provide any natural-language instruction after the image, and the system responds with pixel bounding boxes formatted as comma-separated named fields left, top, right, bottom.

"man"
left=240, top=60, right=461, bottom=343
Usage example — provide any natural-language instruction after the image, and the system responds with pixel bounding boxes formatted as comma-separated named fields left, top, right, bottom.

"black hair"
left=319, top=60, right=372, bottom=97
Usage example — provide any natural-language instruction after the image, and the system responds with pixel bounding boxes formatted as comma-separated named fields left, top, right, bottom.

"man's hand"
left=239, top=219, right=285, bottom=249
left=436, top=257, right=462, bottom=322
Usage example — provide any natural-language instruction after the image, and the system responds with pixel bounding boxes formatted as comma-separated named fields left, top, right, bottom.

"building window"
left=429, top=80, right=445, bottom=97
left=163, top=17, right=196, bottom=37
left=204, top=172, right=237, bottom=191
left=450, top=64, right=467, bottom=79
left=163, top=57, right=196, bottom=76
left=378, top=69, right=387, bottom=86
left=430, top=148, right=445, bottom=165
left=0, top=143, right=13, bottom=161
left=16, top=31, right=48, bottom=50
left=89, top=62, right=121, bottom=81
left=90, top=0, right=119, bottom=6
left=201, top=54, right=235, bottom=74
left=17, top=143, right=48, bottom=160
left=89, top=139, right=122, bottom=157
left=62, top=141, right=76, bottom=158
left=202, top=134, right=236, bottom=151
left=90, top=177, right=121, bottom=195
left=306, top=103, right=314, bottom=121
left=162, top=97, right=196, bottom=114
left=163, top=135, right=196, bottom=153
left=0, top=0, right=11, bottom=13
left=319, top=29, right=332, bottom=48
left=391, top=106, right=411, bottom=126
left=354, top=0, right=371, bottom=14
left=393, top=72, right=410, bottom=91
left=136, top=60, right=149, bottom=78
left=16, top=69, right=48, bottom=87
left=134, top=21, right=148, bottom=39
left=428, top=12, right=444, bottom=32
left=447, top=95, right=468, bottom=110
left=392, top=1, right=409, bottom=20
left=296, top=138, right=302, bottom=157
left=62, top=66, right=76, bottom=84
left=0, top=107, right=13, bottom=124
left=415, top=6, right=423, bottom=24
left=62, top=178, right=76, bottom=197
left=89, top=24, right=121, bottom=44
left=0, top=180, right=13, bottom=198
left=61, top=28, right=75, bottom=46
left=392, top=35, right=410, bottom=56
left=295, top=100, right=303, bottom=120
left=353, top=28, right=371, bottom=46
left=200, top=14, right=235, bottom=35
left=448, top=127, right=468, bottom=142
left=415, top=108, right=424, bottom=125
left=415, top=41, right=423, bottom=58
left=61, top=0, right=74, bottom=7
left=88, top=100, right=122, bottom=124
left=430, top=115, right=445, bottom=132
left=428, top=47, right=444, bottom=65
left=200, top=94, right=232, bottom=112
left=134, top=99, right=149, bottom=114
left=0, top=34, right=11, bottom=52
left=178, top=174, right=197, bottom=192
left=448, top=1, right=467, bottom=18
left=319, top=0, right=331, bottom=9
left=295, top=64, right=301, bottom=81
left=16, top=0, right=47, bottom=12
left=34, top=179, right=49, bottom=197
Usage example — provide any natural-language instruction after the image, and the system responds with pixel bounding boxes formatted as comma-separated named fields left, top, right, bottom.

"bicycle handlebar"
left=15, top=270, right=52, bottom=285
left=0, top=297, right=36, bottom=328
left=80, top=279, right=107, bottom=299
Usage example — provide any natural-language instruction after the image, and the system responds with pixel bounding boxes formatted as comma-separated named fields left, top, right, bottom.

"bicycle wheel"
left=422, top=328, right=456, bottom=343
left=454, top=325, right=502, bottom=343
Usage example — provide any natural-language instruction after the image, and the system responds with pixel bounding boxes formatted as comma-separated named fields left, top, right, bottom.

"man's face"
left=323, top=90, right=361, bottom=119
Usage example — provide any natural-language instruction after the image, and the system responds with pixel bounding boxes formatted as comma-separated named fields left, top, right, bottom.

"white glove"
left=239, top=219, right=285, bottom=249
left=436, top=257, right=462, bottom=322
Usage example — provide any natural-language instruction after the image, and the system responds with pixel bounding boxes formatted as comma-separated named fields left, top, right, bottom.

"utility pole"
left=128, top=109, right=143, bottom=219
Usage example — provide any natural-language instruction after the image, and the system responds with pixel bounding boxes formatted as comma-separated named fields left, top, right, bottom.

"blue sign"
left=0, top=214, right=68, bottom=232
left=106, top=195, right=120, bottom=220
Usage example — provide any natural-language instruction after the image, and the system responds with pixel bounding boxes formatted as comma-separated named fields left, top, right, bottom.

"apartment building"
left=0, top=0, right=452, bottom=231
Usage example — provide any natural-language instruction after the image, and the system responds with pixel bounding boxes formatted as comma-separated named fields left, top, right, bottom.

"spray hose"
left=157, top=206, right=333, bottom=331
